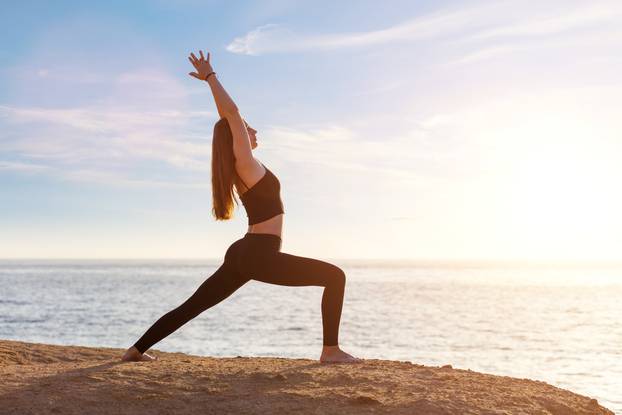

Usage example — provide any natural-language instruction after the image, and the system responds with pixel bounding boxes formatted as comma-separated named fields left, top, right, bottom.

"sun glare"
left=494, top=112, right=620, bottom=260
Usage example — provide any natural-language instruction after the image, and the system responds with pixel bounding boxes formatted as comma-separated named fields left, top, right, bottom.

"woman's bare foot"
left=121, top=346, right=157, bottom=362
left=320, top=345, right=363, bottom=363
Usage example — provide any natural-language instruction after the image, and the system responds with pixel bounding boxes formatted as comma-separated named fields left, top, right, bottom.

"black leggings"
left=133, top=232, right=346, bottom=354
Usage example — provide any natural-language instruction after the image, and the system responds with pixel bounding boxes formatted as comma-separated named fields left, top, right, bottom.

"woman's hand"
left=188, top=50, right=214, bottom=81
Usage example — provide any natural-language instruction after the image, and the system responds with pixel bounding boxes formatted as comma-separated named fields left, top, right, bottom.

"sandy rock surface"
left=0, top=340, right=614, bottom=415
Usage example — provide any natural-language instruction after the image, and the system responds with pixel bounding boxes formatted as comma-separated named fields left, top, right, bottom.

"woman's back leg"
left=132, top=262, right=249, bottom=354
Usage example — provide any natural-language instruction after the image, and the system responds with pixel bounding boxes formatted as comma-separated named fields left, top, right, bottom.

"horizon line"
left=2, top=258, right=622, bottom=268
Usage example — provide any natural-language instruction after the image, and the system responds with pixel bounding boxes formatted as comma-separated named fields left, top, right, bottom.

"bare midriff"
left=247, top=213, right=284, bottom=239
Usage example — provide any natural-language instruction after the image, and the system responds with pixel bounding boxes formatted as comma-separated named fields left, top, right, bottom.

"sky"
left=1, top=0, right=621, bottom=261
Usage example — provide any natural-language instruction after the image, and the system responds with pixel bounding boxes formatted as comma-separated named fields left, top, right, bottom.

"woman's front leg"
left=246, top=251, right=362, bottom=363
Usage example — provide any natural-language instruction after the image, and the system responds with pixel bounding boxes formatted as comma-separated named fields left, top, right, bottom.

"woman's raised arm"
left=188, top=50, right=254, bottom=166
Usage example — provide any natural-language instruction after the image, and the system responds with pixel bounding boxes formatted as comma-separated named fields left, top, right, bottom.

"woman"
left=121, top=50, right=361, bottom=364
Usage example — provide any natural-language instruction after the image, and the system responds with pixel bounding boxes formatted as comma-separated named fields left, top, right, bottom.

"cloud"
left=447, top=45, right=518, bottom=65
left=226, top=1, right=621, bottom=56
left=56, top=168, right=210, bottom=189
left=0, top=13, right=213, bottom=182
left=0, top=158, right=208, bottom=189
left=226, top=4, right=490, bottom=55
left=0, top=13, right=223, bottom=188
left=0, top=161, right=51, bottom=173
left=1, top=105, right=213, bottom=134
left=0, top=104, right=217, bottom=188
left=258, top=117, right=462, bottom=185
left=468, top=3, right=621, bottom=40
left=1, top=107, right=452, bottom=191
left=447, top=25, right=622, bottom=66
left=350, top=80, right=405, bottom=97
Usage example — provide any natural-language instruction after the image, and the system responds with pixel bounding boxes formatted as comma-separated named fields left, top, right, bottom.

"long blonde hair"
left=211, top=117, right=242, bottom=220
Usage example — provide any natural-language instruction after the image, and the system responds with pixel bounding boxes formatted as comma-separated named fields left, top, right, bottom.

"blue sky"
left=1, top=0, right=621, bottom=260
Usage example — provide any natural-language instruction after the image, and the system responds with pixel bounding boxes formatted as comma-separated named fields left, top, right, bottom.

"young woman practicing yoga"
left=121, top=50, right=362, bottom=364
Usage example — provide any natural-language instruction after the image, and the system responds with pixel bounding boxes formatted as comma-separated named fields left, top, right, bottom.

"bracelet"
left=204, top=71, right=216, bottom=81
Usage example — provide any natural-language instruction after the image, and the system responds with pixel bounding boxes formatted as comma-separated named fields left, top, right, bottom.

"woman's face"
left=244, top=120, right=258, bottom=149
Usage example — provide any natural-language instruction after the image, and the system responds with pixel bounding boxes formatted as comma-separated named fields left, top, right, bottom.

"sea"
left=1, top=259, right=620, bottom=413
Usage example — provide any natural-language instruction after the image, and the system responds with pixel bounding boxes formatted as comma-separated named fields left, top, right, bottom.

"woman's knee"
left=327, top=264, right=346, bottom=288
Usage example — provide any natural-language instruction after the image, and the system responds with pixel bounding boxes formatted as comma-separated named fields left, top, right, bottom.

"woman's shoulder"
left=236, top=158, right=267, bottom=193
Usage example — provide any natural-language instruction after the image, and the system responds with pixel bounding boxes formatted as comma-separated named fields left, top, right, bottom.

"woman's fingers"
left=188, top=50, right=210, bottom=69
left=189, top=72, right=201, bottom=79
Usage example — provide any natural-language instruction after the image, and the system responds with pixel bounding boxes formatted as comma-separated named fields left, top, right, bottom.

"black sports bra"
left=238, top=162, right=285, bottom=225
